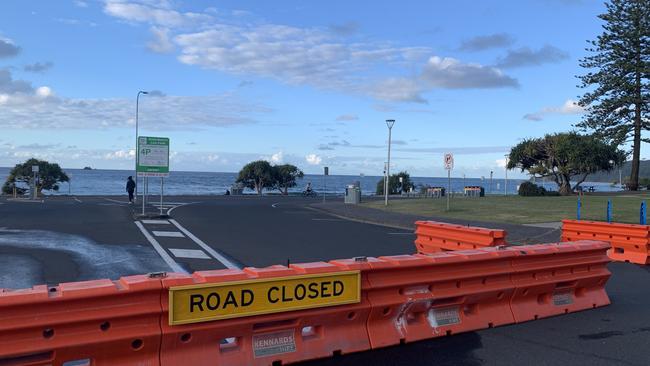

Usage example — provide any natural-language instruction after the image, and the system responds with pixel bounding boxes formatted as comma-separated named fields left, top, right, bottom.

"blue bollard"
left=641, top=201, right=647, bottom=225
left=607, top=199, right=612, bottom=223
left=577, top=197, right=581, bottom=220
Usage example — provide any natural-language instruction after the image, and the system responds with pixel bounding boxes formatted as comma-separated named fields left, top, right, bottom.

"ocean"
left=0, top=167, right=620, bottom=196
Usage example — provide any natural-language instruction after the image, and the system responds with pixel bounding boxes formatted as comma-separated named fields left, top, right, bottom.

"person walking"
left=126, top=176, right=136, bottom=203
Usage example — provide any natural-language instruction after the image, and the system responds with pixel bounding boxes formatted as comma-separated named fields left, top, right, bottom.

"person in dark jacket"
left=126, top=176, right=136, bottom=203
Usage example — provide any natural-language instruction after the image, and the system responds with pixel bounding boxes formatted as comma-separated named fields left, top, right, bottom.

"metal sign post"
left=160, top=178, right=164, bottom=216
left=323, top=167, right=329, bottom=203
left=137, top=136, right=170, bottom=215
left=31, top=165, right=39, bottom=200
left=504, top=154, right=509, bottom=196
left=444, top=153, right=454, bottom=211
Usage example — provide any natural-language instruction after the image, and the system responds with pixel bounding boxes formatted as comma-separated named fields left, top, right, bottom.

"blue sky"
left=0, top=0, right=636, bottom=177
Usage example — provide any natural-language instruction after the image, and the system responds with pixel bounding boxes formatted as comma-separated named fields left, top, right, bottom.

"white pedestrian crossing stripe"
left=142, top=220, right=170, bottom=225
left=152, top=231, right=184, bottom=238
left=169, top=248, right=210, bottom=259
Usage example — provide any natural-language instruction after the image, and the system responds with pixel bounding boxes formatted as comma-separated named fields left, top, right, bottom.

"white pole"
left=447, top=169, right=451, bottom=211
left=383, top=162, right=387, bottom=202
left=385, top=120, right=395, bottom=206
left=160, top=177, right=164, bottom=216
left=142, top=177, right=146, bottom=215
left=135, top=91, right=148, bottom=200
left=504, top=155, right=508, bottom=196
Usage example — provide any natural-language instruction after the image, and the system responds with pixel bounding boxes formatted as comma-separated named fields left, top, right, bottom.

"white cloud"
left=370, top=78, right=427, bottom=104
left=0, top=93, right=267, bottom=129
left=305, top=154, right=322, bottom=165
left=336, top=114, right=358, bottom=121
left=0, top=69, right=271, bottom=130
left=459, top=33, right=515, bottom=52
left=35, top=86, right=54, bottom=98
left=105, top=149, right=135, bottom=160
left=147, top=26, right=174, bottom=53
left=523, top=99, right=584, bottom=121
left=74, top=0, right=89, bottom=7
left=367, top=56, right=518, bottom=102
left=270, top=151, right=283, bottom=163
left=0, top=37, right=20, bottom=58
left=496, top=45, right=569, bottom=69
left=420, top=56, right=518, bottom=89
left=495, top=158, right=507, bottom=168
left=24, top=62, right=54, bottom=73
left=101, top=1, right=518, bottom=104
left=0, top=69, right=34, bottom=94
left=103, top=0, right=212, bottom=27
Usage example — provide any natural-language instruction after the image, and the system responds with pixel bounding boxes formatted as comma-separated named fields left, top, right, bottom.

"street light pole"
left=619, top=166, right=622, bottom=188
left=504, top=154, right=509, bottom=196
left=490, top=170, right=493, bottom=194
left=136, top=90, right=148, bottom=212
left=385, top=119, right=395, bottom=206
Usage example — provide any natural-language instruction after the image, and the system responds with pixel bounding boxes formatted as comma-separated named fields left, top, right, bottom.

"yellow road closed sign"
left=168, top=271, right=360, bottom=325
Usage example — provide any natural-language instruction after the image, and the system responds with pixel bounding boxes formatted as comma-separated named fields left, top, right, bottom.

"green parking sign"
left=137, top=136, right=169, bottom=177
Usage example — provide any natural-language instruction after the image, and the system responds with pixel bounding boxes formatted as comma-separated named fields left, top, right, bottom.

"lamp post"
left=490, top=170, right=493, bottom=194
left=504, top=154, right=509, bottom=196
left=136, top=90, right=148, bottom=210
left=385, top=119, right=395, bottom=206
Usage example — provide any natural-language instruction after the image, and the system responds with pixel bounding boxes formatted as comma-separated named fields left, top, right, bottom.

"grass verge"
left=363, top=194, right=650, bottom=224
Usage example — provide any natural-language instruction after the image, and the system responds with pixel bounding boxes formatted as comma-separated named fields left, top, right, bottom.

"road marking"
left=168, top=219, right=241, bottom=270
left=134, top=221, right=186, bottom=273
left=271, top=202, right=280, bottom=208
left=6, top=199, right=44, bottom=203
left=169, top=248, right=211, bottom=259
left=152, top=230, right=184, bottom=238
left=142, top=219, right=170, bottom=225
left=167, top=202, right=197, bottom=216
left=103, top=198, right=129, bottom=204
left=73, top=197, right=83, bottom=203
left=387, top=232, right=415, bottom=235
left=311, top=218, right=343, bottom=221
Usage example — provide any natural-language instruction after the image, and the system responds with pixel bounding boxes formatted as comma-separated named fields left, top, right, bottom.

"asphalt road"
left=169, top=196, right=415, bottom=267
left=0, top=194, right=648, bottom=365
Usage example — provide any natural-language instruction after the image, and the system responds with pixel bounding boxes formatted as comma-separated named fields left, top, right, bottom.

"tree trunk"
left=629, top=62, right=643, bottom=191
left=557, top=174, right=573, bottom=196
left=558, top=182, right=573, bottom=196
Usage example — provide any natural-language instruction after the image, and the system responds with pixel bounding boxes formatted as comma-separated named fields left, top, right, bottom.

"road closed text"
left=168, top=271, right=360, bottom=325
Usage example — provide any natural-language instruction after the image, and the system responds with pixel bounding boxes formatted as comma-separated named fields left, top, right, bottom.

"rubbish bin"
left=344, top=184, right=360, bottom=204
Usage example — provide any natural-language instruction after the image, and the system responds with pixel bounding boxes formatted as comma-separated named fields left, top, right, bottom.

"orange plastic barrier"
left=0, top=275, right=162, bottom=366
left=415, top=220, right=507, bottom=253
left=507, top=241, right=611, bottom=323
left=0, top=241, right=612, bottom=365
left=562, top=219, right=650, bottom=264
left=362, top=249, right=517, bottom=349
left=159, top=262, right=372, bottom=366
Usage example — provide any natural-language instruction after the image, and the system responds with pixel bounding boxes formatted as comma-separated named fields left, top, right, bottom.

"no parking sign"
left=444, top=153, right=454, bottom=170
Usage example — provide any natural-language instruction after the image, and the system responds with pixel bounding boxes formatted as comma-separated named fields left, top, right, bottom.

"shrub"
left=376, top=171, right=413, bottom=195
left=518, top=181, right=549, bottom=197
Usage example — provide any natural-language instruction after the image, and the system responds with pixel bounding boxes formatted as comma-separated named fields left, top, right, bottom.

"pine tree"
left=577, top=0, right=650, bottom=190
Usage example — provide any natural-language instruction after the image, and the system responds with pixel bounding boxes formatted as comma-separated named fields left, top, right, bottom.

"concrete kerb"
left=307, top=202, right=562, bottom=245
left=304, top=205, right=414, bottom=231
